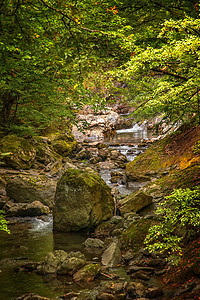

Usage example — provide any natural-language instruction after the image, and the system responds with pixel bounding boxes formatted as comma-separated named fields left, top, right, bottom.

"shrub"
left=144, top=188, right=200, bottom=261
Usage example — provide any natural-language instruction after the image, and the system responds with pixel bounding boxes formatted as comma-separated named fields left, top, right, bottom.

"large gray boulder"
left=53, top=167, right=115, bottom=232
left=118, top=191, right=153, bottom=215
left=6, top=174, right=56, bottom=208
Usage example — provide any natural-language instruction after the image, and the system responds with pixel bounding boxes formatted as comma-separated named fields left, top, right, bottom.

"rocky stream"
left=0, top=107, right=200, bottom=300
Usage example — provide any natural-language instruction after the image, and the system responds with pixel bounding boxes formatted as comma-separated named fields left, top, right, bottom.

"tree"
left=109, top=15, right=200, bottom=125
left=0, top=0, right=127, bottom=135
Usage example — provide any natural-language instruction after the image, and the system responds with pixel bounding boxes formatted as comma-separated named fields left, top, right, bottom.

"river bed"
left=0, top=124, right=158, bottom=299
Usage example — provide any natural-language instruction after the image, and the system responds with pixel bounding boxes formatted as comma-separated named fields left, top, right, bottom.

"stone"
left=75, top=148, right=91, bottom=160
left=0, top=135, right=36, bottom=169
left=38, top=250, right=68, bottom=274
left=15, top=293, right=51, bottom=300
left=118, top=191, right=153, bottom=215
left=130, top=270, right=150, bottom=281
left=126, top=282, right=146, bottom=298
left=101, top=242, right=121, bottom=267
left=146, top=287, right=164, bottom=298
left=73, top=263, right=101, bottom=282
left=5, top=201, right=50, bottom=217
left=96, top=293, right=117, bottom=300
left=83, top=238, right=105, bottom=248
left=6, top=174, right=56, bottom=208
left=53, top=167, right=114, bottom=232
left=57, top=257, right=86, bottom=275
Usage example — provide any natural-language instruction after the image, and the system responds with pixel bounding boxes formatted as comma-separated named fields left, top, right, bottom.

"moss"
left=52, top=140, right=77, bottom=156
left=0, top=135, right=36, bottom=169
left=126, top=123, right=200, bottom=180
left=121, top=218, right=155, bottom=254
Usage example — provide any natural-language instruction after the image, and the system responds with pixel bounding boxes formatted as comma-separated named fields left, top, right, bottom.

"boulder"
left=57, top=256, right=86, bottom=275
left=73, top=263, right=101, bottom=282
left=37, top=250, right=68, bottom=274
left=6, top=174, right=56, bottom=208
left=118, top=191, right=153, bottom=215
left=4, top=200, right=50, bottom=217
left=83, top=238, right=105, bottom=248
left=0, top=135, right=36, bottom=169
left=53, top=167, right=114, bottom=232
left=101, top=242, right=121, bottom=267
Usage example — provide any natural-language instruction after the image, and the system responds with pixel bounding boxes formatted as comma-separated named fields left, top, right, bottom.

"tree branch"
left=40, top=0, right=108, bottom=35
left=151, top=68, right=187, bottom=81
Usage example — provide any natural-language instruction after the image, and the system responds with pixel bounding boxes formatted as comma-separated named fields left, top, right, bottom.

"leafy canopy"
left=110, top=16, right=200, bottom=124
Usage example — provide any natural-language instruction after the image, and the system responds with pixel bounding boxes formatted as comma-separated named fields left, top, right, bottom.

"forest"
left=0, top=1, right=200, bottom=299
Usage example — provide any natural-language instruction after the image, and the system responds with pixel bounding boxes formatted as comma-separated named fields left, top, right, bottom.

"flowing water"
left=0, top=123, right=158, bottom=299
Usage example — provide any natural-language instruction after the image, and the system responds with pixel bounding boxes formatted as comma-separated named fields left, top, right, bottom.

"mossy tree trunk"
left=0, top=91, right=19, bottom=129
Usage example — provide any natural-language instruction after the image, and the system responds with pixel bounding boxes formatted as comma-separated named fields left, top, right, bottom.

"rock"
left=38, top=250, right=68, bottom=274
left=110, top=216, right=124, bottom=225
left=126, top=282, right=146, bottom=298
left=33, top=137, right=62, bottom=167
left=83, top=238, right=105, bottom=248
left=53, top=167, right=114, bottom=232
left=15, top=293, right=51, bottom=300
left=146, top=287, right=164, bottom=298
left=75, top=148, right=91, bottom=160
left=60, top=292, right=79, bottom=299
left=96, top=293, right=117, bottom=300
left=128, top=266, right=154, bottom=274
left=67, top=251, right=86, bottom=260
left=118, top=191, right=153, bottom=215
left=73, top=263, right=101, bottom=282
left=0, top=135, right=36, bottom=169
left=6, top=174, right=56, bottom=208
left=57, top=257, right=86, bottom=275
left=101, top=242, right=121, bottom=267
left=95, top=221, right=116, bottom=237
left=5, top=200, right=50, bottom=217
left=52, top=139, right=77, bottom=156
left=130, top=270, right=150, bottom=281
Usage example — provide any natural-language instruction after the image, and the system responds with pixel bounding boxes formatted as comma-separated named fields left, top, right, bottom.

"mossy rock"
left=52, top=139, right=78, bottom=156
left=0, top=135, right=36, bottom=169
left=121, top=218, right=155, bottom=254
left=126, top=123, right=200, bottom=181
left=6, top=174, right=56, bottom=208
left=53, top=167, right=115, bottom=232
left=143, top=164, right=200, bottom=199
left=118, top=191, right=153, bottom=215
left=73, top=263, right=101, bottom=282
left=34, top=140, right=62, bottom=165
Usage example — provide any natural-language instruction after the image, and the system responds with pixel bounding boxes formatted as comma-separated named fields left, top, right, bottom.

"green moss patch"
left=121, top=218, right=155, bottom=254
left=126, top=123, right=200, bottom=180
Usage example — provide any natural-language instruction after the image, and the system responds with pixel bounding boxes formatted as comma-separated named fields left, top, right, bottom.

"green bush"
left=144, top=188, right=200, bottom=260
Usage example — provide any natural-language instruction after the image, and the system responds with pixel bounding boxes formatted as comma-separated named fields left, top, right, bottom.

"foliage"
left=0, top=210, right=10, bottom=234
left=110, top=16, right=200, bottom=124
left=144, top=188, right=200, bottom=262
left=0, top=1, right=199, bottom=135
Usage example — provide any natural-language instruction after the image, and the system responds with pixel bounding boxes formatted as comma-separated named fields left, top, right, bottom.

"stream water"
left=0, top=124, right=158, bottom=300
